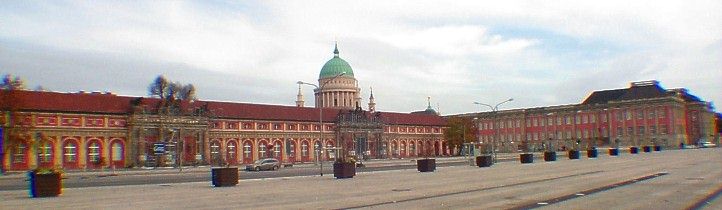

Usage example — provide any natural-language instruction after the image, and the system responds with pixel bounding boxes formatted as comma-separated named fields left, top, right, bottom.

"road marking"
left=508, top=172, right=669, bottom=210
left=686, top=184, right=722, bottom=210
left=338, top=170, right=604, bottom=210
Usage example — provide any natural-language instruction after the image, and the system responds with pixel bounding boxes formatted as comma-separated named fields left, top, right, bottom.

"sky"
left=1, top=1, right=720, bottom=115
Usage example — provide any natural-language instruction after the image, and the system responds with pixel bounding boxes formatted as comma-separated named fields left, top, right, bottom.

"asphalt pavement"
left=2, top=147, right=720, bottom=209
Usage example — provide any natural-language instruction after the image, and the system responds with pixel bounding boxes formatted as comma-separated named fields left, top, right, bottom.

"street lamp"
left=473, top=98, right=513, bottom=163
left=297, top=72, right=346, bottom=176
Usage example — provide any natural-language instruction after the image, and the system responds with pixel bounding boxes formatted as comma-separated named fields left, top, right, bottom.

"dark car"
left=246, top=158, right=280, bottom=171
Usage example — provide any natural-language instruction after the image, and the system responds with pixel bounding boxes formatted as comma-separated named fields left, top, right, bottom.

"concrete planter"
left=333, top=162, right=356, bottom=178
left=211, top=167, right=239, bottom=187
left=544, top=151, right=557, bottom=162
left=587, top=149, right=598, bottom=158
left=520, top=153, right=534, bottom=164
left=417, top=158, right=436, bottom=172
left=630, top=147, right=639, bottom=154
left=654, top=145, right=661, bottom=151
left=29, top=171, right=62, bottom=197
left=643, top=146, right=652, bottom=153
left=568, top=150, right=580, bottom=159
left=609, top=148, right=619, bottom=156
left=476, top=155, right=493, bottom=167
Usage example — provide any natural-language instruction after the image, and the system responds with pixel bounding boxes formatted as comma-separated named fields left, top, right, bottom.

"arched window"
left=210, top=141, right=220, bottom=155
left=227, top=141, right=237, bottom=159
left=273, top=141, right=281, bottom=158
left=410, top=142, right=416, bottom=156
left=259, top=142, right=267, bottom=158
left=13, top=143, right=27, bottom=163
left=64, top=142, right=77, bottom=162
left=243, top=142, right=252, bottom=158
left=288, top=141, right=296, bottom=158
left=301, top=141, right=309, bottom=157
left=88, top=141, right=101, bottom=163
left=313, top=141, right=321, bottom=152
left=392, top=142, right=399, bottom=156
left=111, top=141, right=123, bottom=161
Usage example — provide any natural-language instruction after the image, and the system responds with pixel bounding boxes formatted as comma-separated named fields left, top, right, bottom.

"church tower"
left=315, top=43, right=362, bottom=109
left=368, top=87, right=376, bottom=112
left=295, top=83, right=304, bottom=107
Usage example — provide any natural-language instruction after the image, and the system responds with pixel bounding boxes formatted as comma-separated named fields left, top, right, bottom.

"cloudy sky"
left=1, top=1, right=720, bottom=115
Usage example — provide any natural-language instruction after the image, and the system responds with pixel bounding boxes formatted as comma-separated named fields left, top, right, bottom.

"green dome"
left=319, top=44, right=354, bottom=79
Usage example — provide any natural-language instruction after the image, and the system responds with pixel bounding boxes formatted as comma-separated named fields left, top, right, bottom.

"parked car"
left=700, top=142, right=716, bottom=148
left=246, top=158, right=280, bottom=171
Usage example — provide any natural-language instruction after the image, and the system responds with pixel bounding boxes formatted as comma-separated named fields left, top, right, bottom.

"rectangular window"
left=533, top=118, right=538, bottom=127
left=649, top=125, right=656, bottom=135
left=659, top=108, right=666, bottom=118
left=624, top=110, right=632, bottom=120
left=638, top=126, right=645, bottom=135
left=590, top=115, right=596, bottom=123
left=648, top=109, right=655, bottom=119
left=660, top=125, right=668, bottom=134
left=13, top=144, right=26, bottom=163
left=627, top=127, right=634, bottom=136
left=602, top=127, right=608, bottom=137
left=548, top=118, right=553, bottom=126
left=39, top=143, right=52, bottom=163
left=576, top=115, right=581, bottom=124
left=602, top=114, right=607, bottom=122
left=583, top=130, right=589, bottom=138
left=616, top=111, right=623, bottom=121
left=557, top=117, right=562, bottom=125
left=637, top=109, right=644, bottom=119
left=617, top=127, right=623, bottom=137
left=526, top=119, right=531, bottom=127
left=516, top=120, right=520, bottom=128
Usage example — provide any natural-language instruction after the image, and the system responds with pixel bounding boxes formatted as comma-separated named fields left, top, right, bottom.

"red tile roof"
left=377, top=111, right=447, bottom=126
left=2, top=90, right=447, bottom=126
left=2, top=90, right=135, bottom=114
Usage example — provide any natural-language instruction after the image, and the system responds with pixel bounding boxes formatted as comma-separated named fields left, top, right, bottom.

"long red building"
left=455, top=81, right=718, bottom=152
left=1, top=90, right=448, bottom=171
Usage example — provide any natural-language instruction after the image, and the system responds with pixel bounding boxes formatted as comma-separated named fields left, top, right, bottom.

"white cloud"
left=1, top=0, right=720, bottom=114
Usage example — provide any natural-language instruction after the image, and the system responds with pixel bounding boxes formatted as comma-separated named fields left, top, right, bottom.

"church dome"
left=320, top=44, right=354, bottom=79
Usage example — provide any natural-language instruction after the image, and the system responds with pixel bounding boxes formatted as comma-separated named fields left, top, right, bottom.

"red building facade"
left=1, top=90, right=448, bottom=171
left=462, top=81, right=717, bottom=152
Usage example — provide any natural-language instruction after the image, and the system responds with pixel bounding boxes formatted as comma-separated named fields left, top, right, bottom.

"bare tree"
left=148, top=75, right=169, bottom=100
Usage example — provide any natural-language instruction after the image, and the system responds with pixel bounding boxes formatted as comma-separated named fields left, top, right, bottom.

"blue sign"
left=153, top=143, right=166, bottom=155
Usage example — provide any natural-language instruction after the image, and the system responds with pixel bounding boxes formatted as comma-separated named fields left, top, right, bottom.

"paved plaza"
left=2, top=148, right=721, bottom=209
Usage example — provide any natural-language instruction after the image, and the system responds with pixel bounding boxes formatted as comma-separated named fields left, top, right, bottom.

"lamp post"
left=298, top=72, right=346, bottom=176
left=473, top=98, right=513, bottom=163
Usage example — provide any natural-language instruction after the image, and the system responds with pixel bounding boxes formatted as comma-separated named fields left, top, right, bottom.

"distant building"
left=1, top=45, right=448, bottom=171
left=454, top=81, right=718, bottom=152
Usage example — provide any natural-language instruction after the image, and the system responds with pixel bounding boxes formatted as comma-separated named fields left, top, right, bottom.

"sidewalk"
left=3, top=148, right=719, bottom=210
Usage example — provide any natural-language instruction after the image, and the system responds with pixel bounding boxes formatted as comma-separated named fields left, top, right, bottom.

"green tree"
left=444, top=116, right=476, bottom=155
